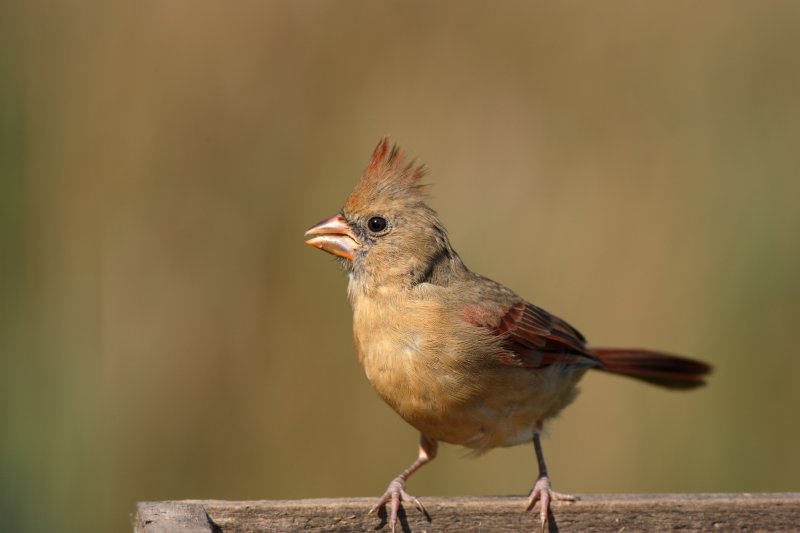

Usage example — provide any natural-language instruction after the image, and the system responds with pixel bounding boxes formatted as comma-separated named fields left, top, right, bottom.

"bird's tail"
left=590, top=348, right=711, bottom=389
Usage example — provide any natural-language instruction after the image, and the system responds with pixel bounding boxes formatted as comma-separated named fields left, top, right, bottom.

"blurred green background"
left=2, top=2, right=799, bottom=532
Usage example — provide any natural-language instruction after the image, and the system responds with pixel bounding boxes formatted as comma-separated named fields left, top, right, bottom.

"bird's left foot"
left=369, top=476, right=428, bottom=532
left=526, top=475, right=575, bottom=531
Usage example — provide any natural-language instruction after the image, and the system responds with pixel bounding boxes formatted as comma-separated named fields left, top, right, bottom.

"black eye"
left=367, top=216, right=388, bottom=233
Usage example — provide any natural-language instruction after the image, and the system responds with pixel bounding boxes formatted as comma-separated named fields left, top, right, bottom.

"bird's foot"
left=369, top=476, right=428, bottom=532
left=526, top=475, right=575, bottom=532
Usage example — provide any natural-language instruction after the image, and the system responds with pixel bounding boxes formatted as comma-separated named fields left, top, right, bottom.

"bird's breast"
left=351, top=292, right=479, bottom=431
left=350, top=289, right=586, bottom=451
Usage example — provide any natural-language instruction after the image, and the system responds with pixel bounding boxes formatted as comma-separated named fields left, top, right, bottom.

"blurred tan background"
left=2, top=1, right=799, bottom=532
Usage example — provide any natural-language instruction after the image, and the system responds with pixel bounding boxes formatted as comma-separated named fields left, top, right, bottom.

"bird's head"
left=305, top=138, right=458, bottom=290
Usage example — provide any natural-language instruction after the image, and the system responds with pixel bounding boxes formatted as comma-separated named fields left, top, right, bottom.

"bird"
left=304, top=138, right=711, bottom=532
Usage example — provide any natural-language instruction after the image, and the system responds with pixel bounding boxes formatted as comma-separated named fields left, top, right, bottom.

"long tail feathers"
left=590, top=348, right=712, bottom=390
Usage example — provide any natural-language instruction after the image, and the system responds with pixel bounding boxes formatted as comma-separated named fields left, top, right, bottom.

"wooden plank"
left=135, top=494, right=800, bottom=532
left=134, top=501, right=217, bottom=533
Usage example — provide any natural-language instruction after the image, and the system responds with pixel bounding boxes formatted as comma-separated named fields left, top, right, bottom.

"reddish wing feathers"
left=464, top=302, right=601, bottom=370
left=465, top=303, right=711, bottom=388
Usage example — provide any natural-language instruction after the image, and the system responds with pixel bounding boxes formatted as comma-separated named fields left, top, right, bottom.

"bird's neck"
left=347, top=244, right=469, bottom=303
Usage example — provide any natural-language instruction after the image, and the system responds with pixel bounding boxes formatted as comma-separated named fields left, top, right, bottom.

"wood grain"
left=134, top=494, right=800, bottom=532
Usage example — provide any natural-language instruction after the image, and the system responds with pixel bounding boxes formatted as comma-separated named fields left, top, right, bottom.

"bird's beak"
left=304, top=213, right=361, bottom=260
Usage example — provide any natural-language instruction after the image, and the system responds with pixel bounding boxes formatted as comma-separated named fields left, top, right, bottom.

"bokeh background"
left=2, top=2, right=799, bottom=532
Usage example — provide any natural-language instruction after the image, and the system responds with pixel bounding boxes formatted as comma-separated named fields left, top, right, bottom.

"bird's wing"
left=462, top=300, right=602, bottom=369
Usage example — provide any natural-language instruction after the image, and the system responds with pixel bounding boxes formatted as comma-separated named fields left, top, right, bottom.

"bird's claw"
left=526, top=475, right=575, bottom=532
left=369, top=476, right=428, bottom=532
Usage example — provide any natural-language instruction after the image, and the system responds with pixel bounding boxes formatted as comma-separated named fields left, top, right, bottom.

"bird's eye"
left=367, top=216, right=388, bottom=233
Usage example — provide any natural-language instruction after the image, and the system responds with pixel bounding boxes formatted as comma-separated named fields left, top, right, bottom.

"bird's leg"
left=370, top=433, right=437, bottom=532
left=526, top=423, right=575, bottom=531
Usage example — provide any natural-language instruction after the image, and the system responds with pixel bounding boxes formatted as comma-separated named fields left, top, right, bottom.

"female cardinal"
left=305, top=138, right=711, bottom=532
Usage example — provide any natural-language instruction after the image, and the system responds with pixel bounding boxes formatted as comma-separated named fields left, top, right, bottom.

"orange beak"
left=304, top=213, right=361, bottom=260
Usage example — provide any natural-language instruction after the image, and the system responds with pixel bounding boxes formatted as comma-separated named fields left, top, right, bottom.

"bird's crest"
left=345, top=137, right=428, bottom=212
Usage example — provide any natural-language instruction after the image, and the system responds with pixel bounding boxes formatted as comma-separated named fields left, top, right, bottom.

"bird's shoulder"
left=452, top=273, right=599, bottom=369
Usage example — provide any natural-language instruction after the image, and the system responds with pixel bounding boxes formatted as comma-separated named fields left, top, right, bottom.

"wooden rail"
left=134, top=493, right=800, bottom=532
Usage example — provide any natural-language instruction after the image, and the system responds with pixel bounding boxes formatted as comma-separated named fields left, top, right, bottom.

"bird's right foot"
left=526, top=475, right=576, bottom=532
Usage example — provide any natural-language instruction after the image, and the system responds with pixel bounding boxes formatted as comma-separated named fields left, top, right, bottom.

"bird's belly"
left=358, top=330, right=586, bottom=452
left=462, top=366, right=586, bottom=449
left=439, top=365, right=586, bottom=451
